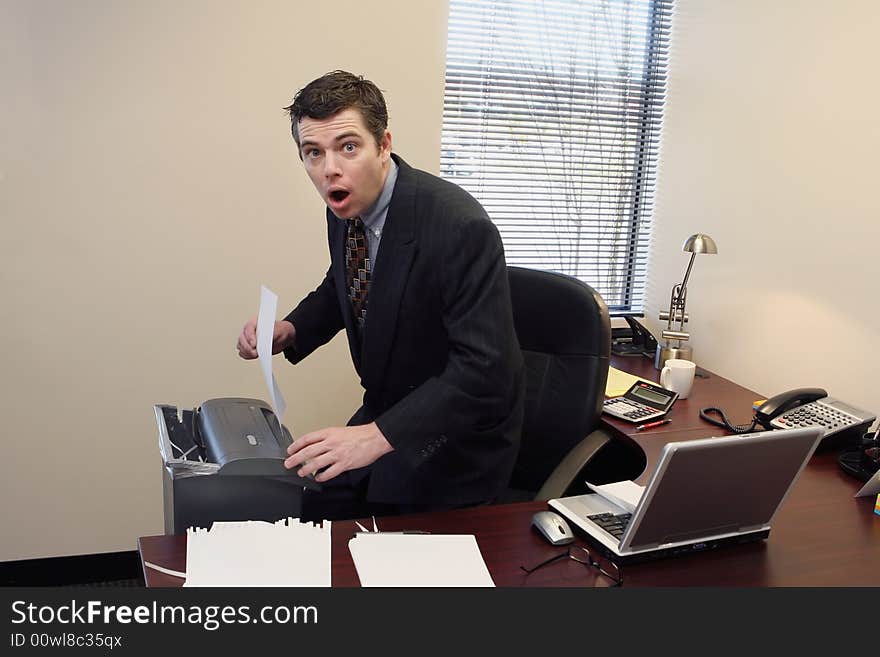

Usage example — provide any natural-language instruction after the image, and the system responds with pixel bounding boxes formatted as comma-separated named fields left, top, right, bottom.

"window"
left=441, top=0, right=673, bottom=314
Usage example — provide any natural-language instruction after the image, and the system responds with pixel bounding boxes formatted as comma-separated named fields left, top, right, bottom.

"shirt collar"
left=359, top=158, right=398, bottom=232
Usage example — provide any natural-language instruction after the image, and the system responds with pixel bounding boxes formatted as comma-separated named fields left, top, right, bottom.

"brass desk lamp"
left=654, top=233, right=718, bottom=369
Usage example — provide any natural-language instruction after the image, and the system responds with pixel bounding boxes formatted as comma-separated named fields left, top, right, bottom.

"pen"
left=636, top=418, right=671, bottom=431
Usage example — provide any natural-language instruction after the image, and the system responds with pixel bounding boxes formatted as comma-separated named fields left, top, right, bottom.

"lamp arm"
left=672, top=252, right=697, bottom=332
left=679, top=252, right=697, bottom=292
left=663, top=253, right=698, bottom=338
left=676, top=287, right=688, bottom=332
left=664, top=283, right=679, bottom=331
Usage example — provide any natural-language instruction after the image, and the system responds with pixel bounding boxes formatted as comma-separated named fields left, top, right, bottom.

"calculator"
left=603, top=381, right=679, bottom=423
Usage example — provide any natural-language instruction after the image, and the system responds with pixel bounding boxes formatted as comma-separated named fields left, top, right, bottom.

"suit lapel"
left=361, top=156, right=417, bottom=387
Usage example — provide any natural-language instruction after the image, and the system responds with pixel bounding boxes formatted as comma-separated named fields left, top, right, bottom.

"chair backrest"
left=506, top=266, right=611, bottom=495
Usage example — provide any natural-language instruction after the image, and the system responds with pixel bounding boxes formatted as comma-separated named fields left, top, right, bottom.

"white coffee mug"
left=660, top=359, right=696, bottom=400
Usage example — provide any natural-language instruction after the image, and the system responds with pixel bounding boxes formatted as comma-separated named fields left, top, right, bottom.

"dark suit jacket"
left=283, top=154, right=524, bottom=505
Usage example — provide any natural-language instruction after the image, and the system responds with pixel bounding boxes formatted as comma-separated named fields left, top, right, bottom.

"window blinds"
left=441, top=0, right=673, bottom=313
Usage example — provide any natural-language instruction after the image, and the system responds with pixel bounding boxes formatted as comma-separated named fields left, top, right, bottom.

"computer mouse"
left=531, top=510, right=574, bottom=546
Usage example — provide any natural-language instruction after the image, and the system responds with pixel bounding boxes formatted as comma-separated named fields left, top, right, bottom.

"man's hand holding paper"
left=236, top=318, right=295, bottom=359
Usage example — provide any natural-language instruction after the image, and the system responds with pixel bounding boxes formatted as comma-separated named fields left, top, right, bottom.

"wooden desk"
left=139, top=356, right=879, bottom=587
left=603, top=355, right=769, bottom=480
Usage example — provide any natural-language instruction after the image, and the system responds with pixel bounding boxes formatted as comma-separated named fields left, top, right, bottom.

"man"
left=237, top=71, right=524, bottom=521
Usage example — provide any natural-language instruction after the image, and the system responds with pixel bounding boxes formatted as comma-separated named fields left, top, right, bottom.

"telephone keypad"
left=772, top=400, right=862, bottom=436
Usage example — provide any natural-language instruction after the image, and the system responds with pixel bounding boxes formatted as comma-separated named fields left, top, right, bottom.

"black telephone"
left=701, top=387, right=876, bottom=447
left=754, top=388, right=828, bottom=428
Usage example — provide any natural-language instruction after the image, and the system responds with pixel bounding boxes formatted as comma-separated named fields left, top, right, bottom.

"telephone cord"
left=699, top=407, right=758, bottom=434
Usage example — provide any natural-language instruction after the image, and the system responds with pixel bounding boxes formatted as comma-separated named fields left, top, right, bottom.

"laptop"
left=549, top=427, right=823, bottom=564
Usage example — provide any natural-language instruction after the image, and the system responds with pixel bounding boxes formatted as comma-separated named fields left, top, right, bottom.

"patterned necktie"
left=345, top=217, right=371, bottom=327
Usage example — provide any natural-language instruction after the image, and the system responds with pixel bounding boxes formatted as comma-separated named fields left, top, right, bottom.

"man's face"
left=297, top=108, right=392, bottom=220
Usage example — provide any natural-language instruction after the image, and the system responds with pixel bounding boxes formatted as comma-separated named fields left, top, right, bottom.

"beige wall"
left=0, top=0, right=449, bottom=560
left=646, top=0, right=880, bottom=418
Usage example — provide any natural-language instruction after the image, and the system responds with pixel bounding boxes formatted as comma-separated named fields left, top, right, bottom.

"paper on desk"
left=184, top=518, right=331, bottom=586
left=586, top=480, right=644, bottom=514
left=257, top=284, right=286, bottom=424
left=854, top=470, right=880, bottom=498
left=348, top=533, right=495, bottom=587
left=605, top=367, right=656, bottom=398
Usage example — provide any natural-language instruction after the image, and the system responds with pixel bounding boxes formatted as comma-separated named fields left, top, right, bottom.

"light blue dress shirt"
left=358, top=159, right=398, bottom=268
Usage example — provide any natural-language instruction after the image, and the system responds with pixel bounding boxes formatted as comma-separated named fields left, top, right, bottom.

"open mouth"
left=329, top=190, right=350, bottom=203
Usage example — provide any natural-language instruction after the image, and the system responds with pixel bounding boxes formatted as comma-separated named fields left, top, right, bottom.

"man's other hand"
left=236, top=318, right=295, bottom=359
left=284, top=422, right=393, bottom=482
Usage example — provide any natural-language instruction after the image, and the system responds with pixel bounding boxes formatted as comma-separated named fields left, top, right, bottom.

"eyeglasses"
left=520, top=546, right=623, bottom=587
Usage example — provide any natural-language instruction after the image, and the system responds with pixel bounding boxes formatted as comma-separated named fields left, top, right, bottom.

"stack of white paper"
left=184, top=518, right=331, bottom=587
left=586, top=480, right=644, bottom=513
left=348, top=533, right=495, bottom=587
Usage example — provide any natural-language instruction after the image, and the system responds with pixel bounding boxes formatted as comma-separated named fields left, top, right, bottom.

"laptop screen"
left=624, top=428, right=822, bottom=549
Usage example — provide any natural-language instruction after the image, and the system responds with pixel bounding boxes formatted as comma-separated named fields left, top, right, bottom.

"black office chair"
left=504, top=266, right=643, bottom=502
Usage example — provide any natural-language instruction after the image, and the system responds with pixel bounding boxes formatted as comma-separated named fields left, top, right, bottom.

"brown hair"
left=284, top=70, right=388, bottom=150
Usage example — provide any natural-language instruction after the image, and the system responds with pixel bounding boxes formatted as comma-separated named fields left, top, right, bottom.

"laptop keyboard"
left=588, top=512, right=632, bottom=539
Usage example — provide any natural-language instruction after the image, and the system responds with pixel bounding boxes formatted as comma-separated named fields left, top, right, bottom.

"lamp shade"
left=682, top=233, right=717, bottom=254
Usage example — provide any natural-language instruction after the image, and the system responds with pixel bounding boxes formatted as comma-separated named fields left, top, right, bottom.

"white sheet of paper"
left=348, top=533, right=495, bottom=587
left=184, top=519, right=331, bottom=587
left=257, top=284, right=286, bottom=425
left=586, top=480, right=645, bottom=514
left=854, top=470, right=880, bottom=498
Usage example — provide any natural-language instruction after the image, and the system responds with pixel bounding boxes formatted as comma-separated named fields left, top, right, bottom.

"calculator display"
left=625, top=382, right=677, bottom=410
left=630, top=385, right=670, bottom=406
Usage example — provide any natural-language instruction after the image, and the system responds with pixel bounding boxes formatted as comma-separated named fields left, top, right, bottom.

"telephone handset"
left=701, top=387, right=876, bottom=445
left=754, top=388, right=828, bottom=428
